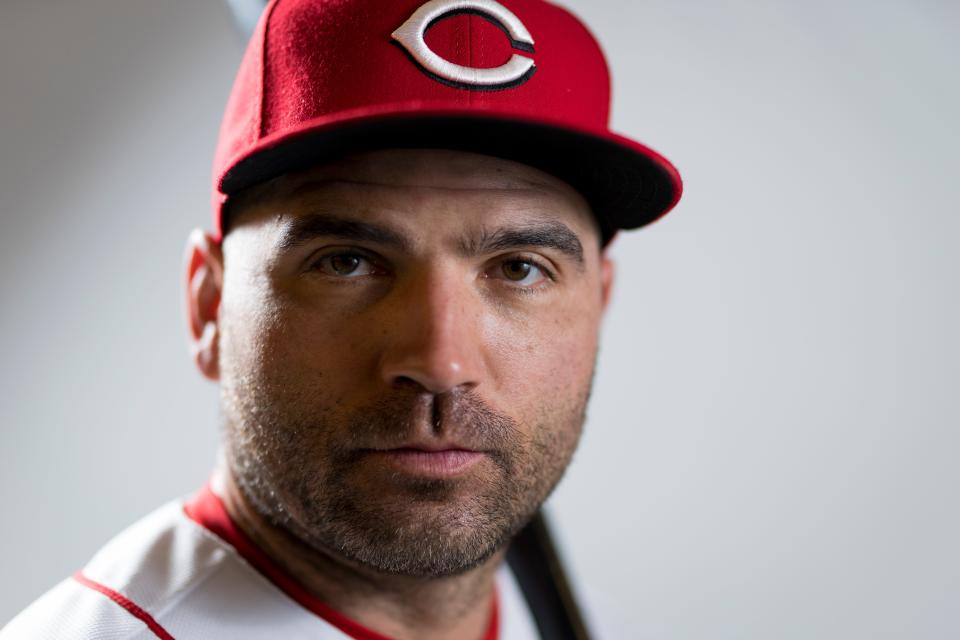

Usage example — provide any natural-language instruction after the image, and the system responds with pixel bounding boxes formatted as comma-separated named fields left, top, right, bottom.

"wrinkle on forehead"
left=226, top=149, right=598, bottom=242
left=291, top=149, right=579, bottom=193
left=288, top=179, right=559, bottom=199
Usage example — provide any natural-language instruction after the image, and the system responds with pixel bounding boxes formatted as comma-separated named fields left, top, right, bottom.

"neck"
left=220, top=470, right=500, bottom=640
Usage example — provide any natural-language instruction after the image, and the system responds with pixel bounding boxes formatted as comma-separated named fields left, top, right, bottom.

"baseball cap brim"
left=218, top=106, right=682, bottom=243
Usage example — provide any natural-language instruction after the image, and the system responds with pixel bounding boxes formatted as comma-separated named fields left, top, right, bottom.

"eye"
left=313, top=252, right=379, bottom=278
left=495, top=259, right=549, bottom=287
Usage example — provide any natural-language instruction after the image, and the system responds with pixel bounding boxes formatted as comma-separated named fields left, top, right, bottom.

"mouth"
left=360, top=446, right=486, bottom=479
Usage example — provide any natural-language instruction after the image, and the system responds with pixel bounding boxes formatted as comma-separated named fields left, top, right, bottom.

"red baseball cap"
left=212, top=0, right=682, bottom=242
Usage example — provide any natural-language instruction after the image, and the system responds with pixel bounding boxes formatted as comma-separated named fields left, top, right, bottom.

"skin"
left=185, top=149, right=614, bottom=640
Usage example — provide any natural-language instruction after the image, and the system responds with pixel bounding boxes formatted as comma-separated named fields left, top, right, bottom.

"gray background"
left=1, top=1, right=957, bottom=637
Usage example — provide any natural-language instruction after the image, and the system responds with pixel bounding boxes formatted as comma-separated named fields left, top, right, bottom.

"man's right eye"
left=313, top=253, right=378, bottom=278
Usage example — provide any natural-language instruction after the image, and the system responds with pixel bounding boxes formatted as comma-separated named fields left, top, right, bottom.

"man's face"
left=215, top=149, right=612, bottom=577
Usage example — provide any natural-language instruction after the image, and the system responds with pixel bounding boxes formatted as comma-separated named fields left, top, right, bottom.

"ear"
left=600, top=251, right=615, bottom=315
left=184, top=229, right=224, bottom=381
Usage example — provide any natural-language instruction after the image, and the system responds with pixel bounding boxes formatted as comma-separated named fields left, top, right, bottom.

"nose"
left=379, top=267, right=484, bottom=395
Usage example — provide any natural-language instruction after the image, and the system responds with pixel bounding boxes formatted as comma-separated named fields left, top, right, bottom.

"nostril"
left=391, top=375, right=429, bottom=392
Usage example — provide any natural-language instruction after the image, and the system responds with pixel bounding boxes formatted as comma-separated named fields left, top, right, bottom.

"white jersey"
left=1, top=485, right=541, bottom=640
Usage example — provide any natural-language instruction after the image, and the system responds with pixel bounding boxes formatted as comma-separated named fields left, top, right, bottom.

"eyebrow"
left=460, top=222, right=585, bottom=266
left=277, top=213, right=412, bottom=253
left=277, top=213, right=585, bottom=266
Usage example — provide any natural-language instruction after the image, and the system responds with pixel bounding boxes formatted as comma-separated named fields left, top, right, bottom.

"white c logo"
left=392, top=0, right=536, bottom=91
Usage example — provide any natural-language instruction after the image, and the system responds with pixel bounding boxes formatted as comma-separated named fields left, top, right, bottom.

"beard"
left=221, top=359, right=590, bottom=578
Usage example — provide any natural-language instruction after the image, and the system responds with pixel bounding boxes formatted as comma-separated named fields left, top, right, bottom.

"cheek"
left=484, top=293, right=601, bottom=411
left=220, top=276, right=280, bottom=378
left=223, top=276, right=388, bottom=404
left=234, top=298, right=380, bottom=396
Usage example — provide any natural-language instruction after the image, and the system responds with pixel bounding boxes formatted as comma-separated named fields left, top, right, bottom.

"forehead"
left=226, top=149, right=599, bottom=243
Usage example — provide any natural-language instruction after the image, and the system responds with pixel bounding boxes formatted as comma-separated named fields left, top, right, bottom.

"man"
left=1, top=0, right=680, bottom=638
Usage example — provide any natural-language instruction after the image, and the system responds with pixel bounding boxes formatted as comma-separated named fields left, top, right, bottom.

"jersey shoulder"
left=0, top=575, right=158, bottom=640
left=0, top=499, right=228, bottom=639
left=0, top=495, right=366, bottom=640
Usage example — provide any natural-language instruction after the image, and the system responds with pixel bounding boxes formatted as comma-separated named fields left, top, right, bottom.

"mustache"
left=333, top=388, right=523, bottom=456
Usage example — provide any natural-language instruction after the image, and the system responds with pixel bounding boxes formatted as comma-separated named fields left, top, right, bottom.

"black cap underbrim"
left=220, top=111, right=682, bottom=244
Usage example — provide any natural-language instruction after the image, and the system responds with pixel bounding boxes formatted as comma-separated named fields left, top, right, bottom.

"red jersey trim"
left=72, top=572, right=176, bottom=640
left=183, top=484, right=499, bottom=640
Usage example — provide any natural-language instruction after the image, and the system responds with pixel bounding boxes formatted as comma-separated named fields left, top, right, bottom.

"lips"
left=362, top=446, right=485, bottom=478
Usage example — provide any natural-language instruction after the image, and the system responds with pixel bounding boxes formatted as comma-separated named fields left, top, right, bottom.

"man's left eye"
left=315, top=253, right=377, bottom=277
left=496, top=259, right=548, bottom=287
